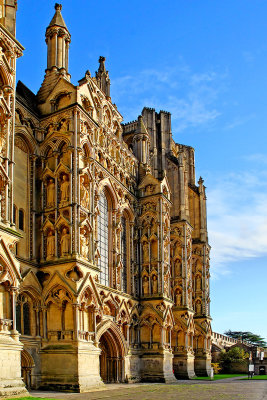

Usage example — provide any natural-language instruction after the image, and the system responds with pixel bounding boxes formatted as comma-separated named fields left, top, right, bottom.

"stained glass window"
left=98, top=192, right=109, bottom=286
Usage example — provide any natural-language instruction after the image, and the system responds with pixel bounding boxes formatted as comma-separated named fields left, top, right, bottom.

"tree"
left=219, top=347, right=249, bottom=373
left=224, top=330, right=267, bottom=347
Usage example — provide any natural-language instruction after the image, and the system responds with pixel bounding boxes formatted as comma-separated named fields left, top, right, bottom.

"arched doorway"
left=99, top=326, right=125, bottom=383
left=21, top=349, right=35, bottom=389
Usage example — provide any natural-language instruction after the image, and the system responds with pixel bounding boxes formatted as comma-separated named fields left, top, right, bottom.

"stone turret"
left=95, top=56, right=110, bottom=98
left=0, top=0, right=17, bottom=37
left=37, top=3, right=71, bottom=102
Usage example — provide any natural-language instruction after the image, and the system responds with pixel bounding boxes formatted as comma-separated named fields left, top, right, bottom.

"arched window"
left=16, top=294, right=31, bottom=336
left=121, top=216, right=128, bottom=293
left=13, top=205, right=17, bottom=225
left=98, top=191, right=109, bottom=286
left=19, top=209, right=24, bottom=230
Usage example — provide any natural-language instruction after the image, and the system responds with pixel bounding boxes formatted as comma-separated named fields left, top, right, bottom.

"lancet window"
left=98, top=191, right=109, bottom=286
left=121, top=216, right=127, bottom=293
left=16, top=294, right=31, bottom=336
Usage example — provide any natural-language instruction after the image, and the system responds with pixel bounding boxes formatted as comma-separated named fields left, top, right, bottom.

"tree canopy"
left=224, top=330, right=267, bottom=347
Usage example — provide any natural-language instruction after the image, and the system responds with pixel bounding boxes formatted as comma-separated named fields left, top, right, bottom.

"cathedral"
left=0, top=2, right=212, bottom=395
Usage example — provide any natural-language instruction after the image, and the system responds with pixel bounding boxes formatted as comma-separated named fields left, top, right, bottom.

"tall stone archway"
left=97, top=321, right=127, bottom=383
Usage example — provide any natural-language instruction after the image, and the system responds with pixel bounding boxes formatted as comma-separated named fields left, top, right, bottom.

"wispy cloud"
left=207, top=169, right=267, bottom=279
left=112, top=64, right=226, bottom=131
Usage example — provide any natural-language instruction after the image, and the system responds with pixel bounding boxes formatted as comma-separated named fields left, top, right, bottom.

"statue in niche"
left=196, top=275, right=202, bottom=290
left=60, top=228, right=70, bottom=256
left=174, top=259, right=181, bottom=277
left=47, top=123, right=54, bottom=136
left=80, top=176, right=89, bottom=208
left=164, top=244, right=169, bottom=261
left=175, top=290, right=182, bottom=306
left=80, top=230, right=89, bottom=259
left=196, top=300, right=202, bottom=314
left=152, top=275, right=158, bottom=294
left=47, top=179, right=55, bottom=208
left=142, top=241, right=149, bottom=263
left=47, top=230, right=55, bottom=259
left=59, top=119, right=68, bottom=132
left=142, top=276, right=149, bottom=295
left=60, top=174, right=70, bottom=202
left=174, top=242, right=180, bottom=258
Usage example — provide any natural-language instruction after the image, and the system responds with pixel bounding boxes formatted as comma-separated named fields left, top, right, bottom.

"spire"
left=95, top=57, right=110, bottom=98
left=48, top=3, right=68, bottom=29
left=45, top=3, right=71, bottom=72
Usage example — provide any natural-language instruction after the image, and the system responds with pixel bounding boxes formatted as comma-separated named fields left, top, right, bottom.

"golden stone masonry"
left=0, top=2, right=212, bottom=394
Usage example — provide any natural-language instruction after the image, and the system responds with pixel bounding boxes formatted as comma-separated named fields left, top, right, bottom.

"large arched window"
left=121, top=216, right=128, bottom=293
left=98, top=191, right=109, bottom=286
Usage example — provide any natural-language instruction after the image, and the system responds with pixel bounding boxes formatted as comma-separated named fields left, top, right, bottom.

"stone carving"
left=174, top=259, right=181, bottom=277
left=196, top=275, right=201, bottom=290
left=142, top=276, right=149, bottom=295
left=80, top=229, right=89, bottom=259
left=152, top=275, right=158, bottom=294
left=60, top=228, right=70, bottom=256
left=47, top=179, right=55, bottom=208
left=175, top=290, right=182, bottom=306
left=142, top=242, right=149, bottom=263
left=60, top=174, right=70, bottom=202
left=80, top=176, right=89, bottom=208
left=46, top=230, right=55, bottom=259
left=196, top=300, right=202, bottom=314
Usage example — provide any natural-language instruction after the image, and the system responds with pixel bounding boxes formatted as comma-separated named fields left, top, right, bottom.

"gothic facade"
left=0, top=3, right=212, bottom=394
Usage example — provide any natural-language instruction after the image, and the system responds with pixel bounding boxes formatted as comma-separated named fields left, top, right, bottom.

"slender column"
left=10, top=287, right=17, bottom=333
left=42, top=306, right=47, bottom=339
left=73, top=303, right=79, bottom=340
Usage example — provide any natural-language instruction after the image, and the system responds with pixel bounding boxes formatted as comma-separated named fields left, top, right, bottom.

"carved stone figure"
left=142, top=242, right=149, bottom=263
left=60, top=174, right=70, bottom=202
left=47, top=230, right=55, bottom=258
left=196, top=300, right=202, bottom=314
left=175, top=290, right=182, bottom=306
left=80, top=176, right=89, bottom=208
left=60, top=228, right=70, bottom=256
left=142, top=276, right=149, bottom=295
left=47, top=179, right=55, bottom=207
left=152, top=275, right=158, bottom=294
left=80, top=231, right=89, bottom=258
left=196, top=275, right=202, bottom=290
left=174, top=259, right=181, bottom=277
left=174, top=242, right=180, bottom=258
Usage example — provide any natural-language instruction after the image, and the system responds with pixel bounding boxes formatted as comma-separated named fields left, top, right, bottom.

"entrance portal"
left=21, top=349, right=35, bottom=389
left=99, top=328, right=125, bottom=383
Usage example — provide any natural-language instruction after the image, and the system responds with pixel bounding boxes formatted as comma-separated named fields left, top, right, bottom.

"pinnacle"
left=47, top=3, right=68, bottom=31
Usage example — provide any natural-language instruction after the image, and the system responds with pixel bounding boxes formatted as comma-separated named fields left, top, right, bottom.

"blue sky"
left=16, top=1, right=267, bottom=340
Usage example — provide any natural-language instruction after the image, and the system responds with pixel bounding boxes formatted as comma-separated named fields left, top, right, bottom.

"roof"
left=47, top=4, right=68, bottom=31
left=16, top=80, right=39, bottom=116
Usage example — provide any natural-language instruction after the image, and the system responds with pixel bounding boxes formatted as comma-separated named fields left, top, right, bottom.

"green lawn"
left=242, top=374, right=267, bottom=380
left=6, top=398, right=60, bottom=400
left=194, top=373, right=246, bottom=380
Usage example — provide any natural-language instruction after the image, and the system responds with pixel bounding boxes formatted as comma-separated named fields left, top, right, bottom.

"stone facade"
left=0, top=2, right=212, bottom=393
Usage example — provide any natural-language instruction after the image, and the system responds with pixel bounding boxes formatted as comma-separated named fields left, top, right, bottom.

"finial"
left=55, top=3, right=62, bottom=11
left=99, top=56, right=106, bottom=63
left=198, top=176, right=204, bottom=185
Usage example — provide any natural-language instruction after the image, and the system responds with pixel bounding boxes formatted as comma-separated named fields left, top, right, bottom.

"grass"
left=241, top=374, right=267, bottom=380
left=194, top=374, right=246, bottom=380
left=6, top=398, right=60, bottom=400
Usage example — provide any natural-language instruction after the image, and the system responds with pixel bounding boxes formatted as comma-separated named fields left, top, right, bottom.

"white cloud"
left=207, top=169, right=267, bottom=279
left=112, top=65, right=225, bottom=132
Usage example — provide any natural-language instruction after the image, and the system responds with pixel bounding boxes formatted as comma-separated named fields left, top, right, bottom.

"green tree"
left=219, top=347, right=249, bottom=373
left=224, top=330, right=267, bottom=347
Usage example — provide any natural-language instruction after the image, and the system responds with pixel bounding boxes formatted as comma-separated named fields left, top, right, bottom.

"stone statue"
left=80, top=231, right=89, bottom=258
left=47, top=179, right=55, bottom=208
left=152, top=275, right=158, bottom=294
left=60, top=228, right=70, bottom=256
left=196, top=300, right=202, bottom=314
left=142, top=242, right=149, bottom=263
left=175, top=290, right=182, bottom=306
left=60, top=174, right=70, bottom=202
left=196, top=275, right=201, bottom=290
left=174, top=243, right=180, bottom=258
left=174, top=259, right=181, bottom=277
left=142, top=276, right=149, bottom=295
left=80, top=176, right=89, bottom=208
left=47, top=230, right=55, bottom=258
